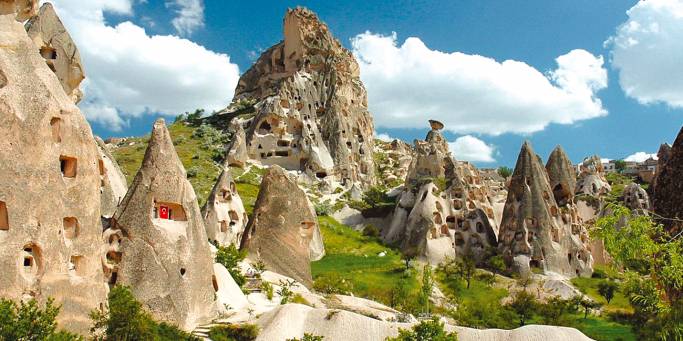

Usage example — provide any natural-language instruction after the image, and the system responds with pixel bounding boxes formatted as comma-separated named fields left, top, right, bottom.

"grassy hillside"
left=110, top=121, right=227, bottom=207
left=312, top=216, right=420, bottom=307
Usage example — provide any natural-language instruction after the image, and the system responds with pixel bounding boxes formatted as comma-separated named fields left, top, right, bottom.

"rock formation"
left=25, top=3, right=84, bottom=103
left=653, top=126, right=683, bottom=233
left=240, top=165, right=324, bottom=287
left=576, top=155, right=611, bottom=196
left=374, top=138, right=414, bottom=187
left=226, top=7, right=375, bottom=188
left=225, top=120, right=248, bottom=168
left=650, top=142, right=672, bottom=199
left=623, top=183, right=650, bottom=212
left=384, top=121, right=498, bottom=263
left=202, top=167, right=248, bottom=247
left=0, top=1, right=107, bottom=333
left=106, top=119, right=216, bottom=331
left=95, top=137, right=127, bottom=219
left=545, top=146, right=577, bottom=207
left=498, top=142, right=592, bottom=277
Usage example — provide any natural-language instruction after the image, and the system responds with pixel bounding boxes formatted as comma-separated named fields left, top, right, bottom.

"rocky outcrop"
left=226, top=7, right=374, bottom=188
left=498, top=142, right=592, bottom=278
left=576, top=155, right=611, bottom=196
left=95, top=137, right=127, bottom=219
left=653, top=126, right=683, bottom=233
left=107, top=119, right=216, bottom=331
left=240, top=165, right=324, bottom=287
left=384, top=122, right=498, bottom=263
left=650, top=142, right=672, bottom=199
left=623, top=183, right=650, bottom=212
left=0, top=1, right=107, bottom=333
left=202, top=167, right=248, bottom=247
left=254, top=304, right=593, bottom=341
left=374, top=138, right=414, bottom=187
left=25, top=3, right=84, bottom=103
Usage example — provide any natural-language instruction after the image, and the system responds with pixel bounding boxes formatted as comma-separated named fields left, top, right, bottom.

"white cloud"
left=607, top=0, right=683, bottom=108
left=624, top=152, right=658, bottom=162
left=375, top=132, right=395, bottom=142
left=351, top=32, right=608, bottom=135
left=166, top=0, right=204, bottom=36
left=49, top=0, right=239, bottom=131
left=448, top=135, right=496, bottom=163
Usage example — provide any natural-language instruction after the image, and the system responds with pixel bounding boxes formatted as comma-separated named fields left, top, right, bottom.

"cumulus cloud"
left=49, top=0, right=239, bottom=131
left=375, top=132, right=396, bottom=142
left=166, top=0, right=204, bottom=36
left=448, top=135, right=496, bottom=163
left=607, top=0, right=683, bottom=108
left=624, top=152, right=658, bottom=162
left=351, top=32, right=608, bottom=135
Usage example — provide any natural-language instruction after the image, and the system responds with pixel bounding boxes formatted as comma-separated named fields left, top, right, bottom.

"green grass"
left=570, top=276, right=632, bottom=313
left=111, top=122, right=223, bottom=207
left=311, top=216, right=419, bottom=305
left=435, top=270, right=508, bottom=307
left=565, top=315, right=636, bottom=341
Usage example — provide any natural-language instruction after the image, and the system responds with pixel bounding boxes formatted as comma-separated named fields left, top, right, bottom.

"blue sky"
left=50, top=0, right=683, bottom=167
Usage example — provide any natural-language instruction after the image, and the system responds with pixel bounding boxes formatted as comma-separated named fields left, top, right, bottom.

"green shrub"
left=287, top=333, right=324, bottom=341
left=187, top=166, right=199, bottom=178
left=208, top=324, right=259, bottom=341
left=362, top=224, right=380, bottom=238
left=386, top=317, right=458, bottom=341
left=313, top=273, right=353, bottom=295
left=591, top=267, right=608, bottom=279
left=497, top=166, right=512, bottom=178
left=315, top=200, right=333, bottom=216
left=278, top=279, right=296, bottom=304
left=261, top=281, right=274, bottom=300
left=90, top=285, right=195, bottom=340
left=291, top=294, right=311, bottom=306
left=0, top=297, right=83, bottom=341
left=214, top=243, right=247, bottom=287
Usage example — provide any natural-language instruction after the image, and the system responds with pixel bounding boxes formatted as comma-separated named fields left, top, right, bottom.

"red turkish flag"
left=159, top=205, right=169, bottom=219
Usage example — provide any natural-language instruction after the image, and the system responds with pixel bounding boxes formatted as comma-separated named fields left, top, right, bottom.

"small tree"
left=419, top=264, right=434, bottom=315
left=507, top=290, right=538, bottom=326
left=278, top=279, right=296, bottom=304
left=614, top=160, right=626, bottom=173
left=287, top=333, right=325, bottom=341
left=386, top=317, right=458, bottom=341
left=597, top=280, right=619, bottom=304
left=497, top=166, right=513, bottom=178
left=578, top=297, right=602, bottom=320
left=214, top=243, right=247, bottom=287
left=0, top=298, right=82, bottom=340
left=401, top=253, right=414, bottom=271
left=457, top=255, right=476, bottom=289
left=487, top=255, right=506, bottom=279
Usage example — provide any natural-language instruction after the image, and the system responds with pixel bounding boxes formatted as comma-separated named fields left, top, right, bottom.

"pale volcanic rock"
left=576, top=155, right=611, bottom=196
left=385, top=122, right=498, bottom=263
left=240, top=165, right=324, bottom=287
left=226, top=120, right=249, bottom=168
left=107, top=119, right=217, bottom=331
left=623, top=183, right=650, bottom=211
left=652, top=126, right=683, bottom=233
left=0, top=2, right=107, bottom=333
left=545, top=146, right=577, bottom=207
left=498, top=142, right=593, bottom=278
left=25, top=3, right=84, bottom=103
left=227, top=7, right=374, bottom=188
left=95, top=137, right=127, bottom=218
left=202, top=167, right=248, bottom=247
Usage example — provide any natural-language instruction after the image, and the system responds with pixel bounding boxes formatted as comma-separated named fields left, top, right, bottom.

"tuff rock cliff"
left=25, top=3, right=84, bottom=103
left=0, top=1, right=107, bottom=333
left=576, top=155, right=611, bottom=196
left=226, top=7, right=374, bottom=188
left=95, top=136, right=127, bottom=219
left=653, top=126, right=683, bottom=234
left=106, top=119, right=217, bottom=331
left=498, top=142, right=593, bottom=277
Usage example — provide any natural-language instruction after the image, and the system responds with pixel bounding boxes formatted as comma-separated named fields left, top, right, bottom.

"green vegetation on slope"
left=311, top=216, right=420, bottom=308
left=111, top=121, right=228, bottom=207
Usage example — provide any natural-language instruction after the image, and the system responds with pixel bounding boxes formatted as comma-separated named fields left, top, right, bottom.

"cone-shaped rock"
left=25, top=3, right=84, bottom=103
left=227, top=7, right=374, bottom=187
left=498, top=142, right=593, bottom=277
left=546, top=146, right=576, bottom=206
left=240, top=165, right=324, bottom=287
left=202, top=167, right=248, bottom=246
left=653, top=126, right=683, bottom=233
left=95, top=137, right=127, bottom=219
left=623, top=183, right=650, bottom=211
left=0, top=2, right=107, bottom=333
left=226, top=120, right=248, bottom=168
left=109, top=119, right=216, bottom=330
